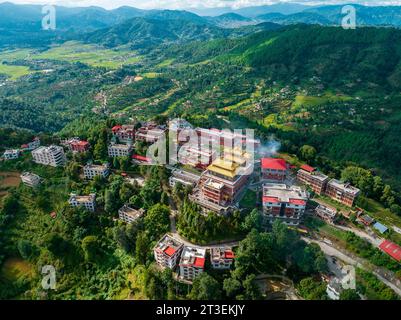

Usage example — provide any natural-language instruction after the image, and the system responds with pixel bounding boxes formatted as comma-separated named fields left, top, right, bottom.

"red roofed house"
left=70, top=140, right=90, bottom=153
left=297, top=164, right=329, bottom=195
left=263, top=183, right=309, bottom=226
left=112, top=125, right=135, bottom=144
left=154, top=234, right=184, bottom=269
left=179, top=246, right=207, bottom=282
left=261, top=158, right=288, bottom=181
left=210, top=247, right=235, bottom=270
left=379, top=240, right=401, bottom=262
left=132, top=154, right=152, bottom=164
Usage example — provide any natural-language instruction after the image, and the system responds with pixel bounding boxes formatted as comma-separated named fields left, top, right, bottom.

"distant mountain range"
left=1, top=2, right=401, bottom=48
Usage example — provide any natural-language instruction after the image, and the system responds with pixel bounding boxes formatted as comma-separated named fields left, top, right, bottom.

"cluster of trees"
left=357, top=269, right=399, bottom=300
left=341, top=166, right=401, bottom=215
left=220, top=222, right=328, bottom=300
left=177, top=200, right=244, bottom=244
left=345, top=232, right=401, bottom=274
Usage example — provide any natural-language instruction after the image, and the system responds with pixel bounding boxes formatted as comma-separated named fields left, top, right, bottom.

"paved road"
left=335, top=225, right=383, bottom=247
left=303, top=237, right=401, bottom=297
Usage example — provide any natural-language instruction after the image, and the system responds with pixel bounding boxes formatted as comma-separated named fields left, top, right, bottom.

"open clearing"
left=1, top=257, right=34, bottom=282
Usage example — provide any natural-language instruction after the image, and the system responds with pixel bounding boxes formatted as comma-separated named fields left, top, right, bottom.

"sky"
left=4, top=0, right=401, bottom=10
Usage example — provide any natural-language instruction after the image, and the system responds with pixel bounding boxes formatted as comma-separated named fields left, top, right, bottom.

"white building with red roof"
left=261, top=158, right=288, bottom=182
left=154, top=234, right=184, bottom=269
left=263, top=183, right=308, bottom=226
left=179, top=246, right=206, bottom=282
left=210, top=247, right=235, bottom=270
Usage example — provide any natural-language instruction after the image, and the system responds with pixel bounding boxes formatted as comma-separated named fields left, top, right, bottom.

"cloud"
left=4, top=0, right=401, bottom=10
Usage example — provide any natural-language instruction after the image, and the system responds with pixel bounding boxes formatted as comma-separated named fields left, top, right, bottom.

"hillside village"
left=1, top=117, right=401, bottom=300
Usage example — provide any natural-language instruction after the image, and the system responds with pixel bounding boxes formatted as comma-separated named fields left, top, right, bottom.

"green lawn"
left=292, top=92, right=352, bottom=111
left=240, top=189, right=257, bottom=209
left=0, top=63, right=32, bottom=80
left=32, top=41, right=141, bottom=69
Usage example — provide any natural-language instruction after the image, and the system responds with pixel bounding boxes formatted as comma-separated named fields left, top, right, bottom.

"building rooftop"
left=379, top=240, right=401, bottom=262
left=84, top=163, right=109, bottom=170
left=373, top=222, right=388, bottom=234
left=328, top=179, right=360, bottom=196
left=263, top=183, right=308, bottom=205
left=119, top=205, right=144, bottom=220
left=180, top=246, right=207, bottom=268
left=261, top=158, right=287, bottom=171
left=207, top=158, right=241, bottom=179
left=300, top=164, right=315, bottom=173
left=155, top=234, right=183, bottom=257
left=211, top=247, right=235, bottom=262
left=69, top=193, right=96, bottom=203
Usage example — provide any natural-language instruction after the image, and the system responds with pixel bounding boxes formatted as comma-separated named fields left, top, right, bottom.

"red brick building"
left=261, top=158, right=288, bottom=181
left=297, top=165, right=329, bottom=195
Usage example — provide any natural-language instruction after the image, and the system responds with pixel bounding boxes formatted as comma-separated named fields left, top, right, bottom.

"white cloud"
left=4, top=0, right=401, bottom=10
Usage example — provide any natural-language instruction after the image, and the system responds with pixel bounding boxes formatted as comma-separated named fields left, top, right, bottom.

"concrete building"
left=118, top=205, right=144, bottom=224
left=83, top=163, right=110, bottom=180
left=154, top=234, right=184, bottom=269
left=261, top=158, right=288, bottom=182
left=135, top=124, right=166, bottom=143
left=297, top=165, right=329, bottom=195
left=179, top=246, right=206, bottom=281
left=68, top=193, right=96, bottom=212
left=327, top=278, right=343, bottom=300
left=21, top=137, right=40, bottom=151
left=20, top=172, right=41, bottom=188
left=325, top=179, right=360, bottom=207
left=32, top=146, right=66, bottom=167
left=315, top=205, right=337, bottom=224
left=2, top=149, right=20, bottom=160
left=169, top=169, right=201, bottom=188
left=108, top=143, right=132, bottom=157
left=210, top=247, right=235, bottom=270
left=263, top=183, right=308, bottom=226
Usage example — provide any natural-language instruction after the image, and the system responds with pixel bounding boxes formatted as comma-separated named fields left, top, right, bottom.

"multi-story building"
left=263, top=183, right=308, bottom=226
left=261, top=158, right=288, bottom=182
left=297, top=165, right=329, bottom=195
left=169, top=118, right=193, bottom=145
left=210, top=247, right=235, bottom=270
left=2, top=149, right=20, bottom=160
left=68, top=193, right=96, bottom=212
left=20, top=172, right=41, bottom=188
left=108, top=143, right=132, bottom=157
left=169, top=169, right=201, bottom=188
left=325, top=179, right=360, bottom=207
left=195, top=128, right=260, bottom=150
left=191, top=156, right=251, bottom=215
left=118, top=205, right=145, bottom=224
left=178, top=144, right=216, bottom=170
left=315, top=205, right=337, bottom=224
left=135, top=124, right=166, bottom=143
left=83, top=163, right=110, bottom=180
left=179, top=246, right=206, bottom=282
left=32, top=146, right=66, bottom=167
left=112, top=125, right=135, bottom=144
left=62, top=138, right=90, bottom=153
left=21, top=137, right=40, bottom=151
left=154, top=234, right=184, bottom=269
